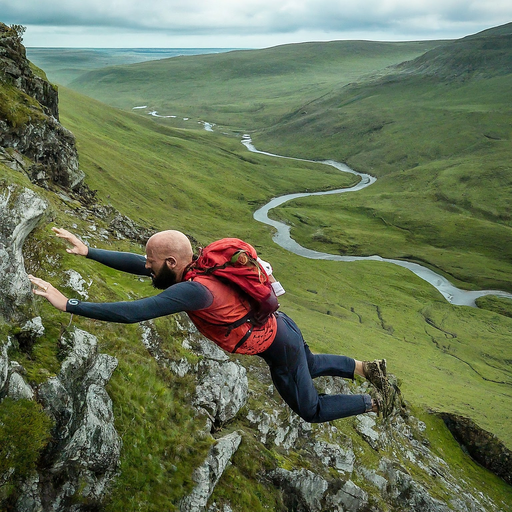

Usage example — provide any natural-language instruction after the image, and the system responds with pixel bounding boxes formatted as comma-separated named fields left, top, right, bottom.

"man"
left=29, top=227, right=392, bottom=422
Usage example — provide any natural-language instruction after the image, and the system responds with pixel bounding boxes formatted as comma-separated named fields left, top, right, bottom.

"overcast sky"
left=2, top=0, right=511, bottom=48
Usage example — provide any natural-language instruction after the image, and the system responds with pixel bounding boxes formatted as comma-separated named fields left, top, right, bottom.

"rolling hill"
left=2, top=20, right=512, bottom=510
left=68, top=39, right=445, bottom=130
left=54, top=26, right=512, bottom=449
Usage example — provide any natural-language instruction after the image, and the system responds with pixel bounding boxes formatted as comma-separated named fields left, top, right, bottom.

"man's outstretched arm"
left=53, top=227, right=151, bottom=276
left=29, top=275, right=212, bottom=322
left=86, top=247, right=151, bottom=276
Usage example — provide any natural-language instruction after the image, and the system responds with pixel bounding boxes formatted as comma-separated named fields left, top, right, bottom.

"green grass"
left=0, top=82, right=45, bottom=128
left=52, top=85, right=512, bottom=451
left=2, top=31, right=511, bottom=508
left=62, top=32, right=512, bottom=296
left=58, top=87, right=358, bottom=241
left=0, top=398, right=53, bottom=502
left=68, top=40, right=444, bottom=131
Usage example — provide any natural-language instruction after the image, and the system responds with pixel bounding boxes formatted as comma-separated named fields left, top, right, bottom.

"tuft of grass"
left=476, top=295, right=512, bottom=318
left=0, top=398, right=53, bottom=502
left=0, top=84, right=45, bottom=128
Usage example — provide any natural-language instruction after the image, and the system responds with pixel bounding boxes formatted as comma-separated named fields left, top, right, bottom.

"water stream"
left=242, top=135, right=512, bottom=307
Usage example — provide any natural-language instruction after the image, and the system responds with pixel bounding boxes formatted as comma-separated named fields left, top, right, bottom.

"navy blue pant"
left=259, top=312, right=371, bottom=423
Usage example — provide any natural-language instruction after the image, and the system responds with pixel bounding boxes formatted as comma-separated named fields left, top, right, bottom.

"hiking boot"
left=368, top=389, right=383, bottom=417
left=364, top=359, right=398, bottom=419
left=381, top=384, right=397, bottom=420
left=362, top=359, right=387, bottom=392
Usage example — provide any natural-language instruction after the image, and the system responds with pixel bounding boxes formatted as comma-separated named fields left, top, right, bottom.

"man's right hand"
left=52, top=227, right=89, bottom=256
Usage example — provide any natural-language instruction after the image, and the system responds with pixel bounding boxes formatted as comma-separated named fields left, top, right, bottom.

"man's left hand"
left=28, top=275, right=69, bottom=312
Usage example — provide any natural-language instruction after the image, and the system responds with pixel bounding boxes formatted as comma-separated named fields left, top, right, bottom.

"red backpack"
left=183, top=238, right=279, bottom=325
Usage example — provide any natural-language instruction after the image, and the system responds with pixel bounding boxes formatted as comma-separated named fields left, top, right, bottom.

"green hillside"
left=256, top=25, right=512, bottom=295
left=3, top=22, right=512, bottom=510
left=69, top=39, right=444, bottom=130
left=55, top=85, right=512, bottom=451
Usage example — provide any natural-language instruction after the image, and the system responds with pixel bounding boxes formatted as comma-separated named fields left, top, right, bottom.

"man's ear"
left=165, top=256, right=177, bottom=269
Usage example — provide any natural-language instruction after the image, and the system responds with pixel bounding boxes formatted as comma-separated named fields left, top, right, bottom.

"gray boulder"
left=269, top=468, right=329, bottom=512
left=7, top=369, right=34, bottom=400
left=194, top=358, right=248, bottom=426
left=0, top=185, right=47, bottom=321
left=326, top=480, right=368, bottom=511
left=180, top=431, right=242, bottom=512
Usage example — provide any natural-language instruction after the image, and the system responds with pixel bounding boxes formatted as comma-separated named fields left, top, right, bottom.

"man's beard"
left=151, top=265, right=179, bottom=290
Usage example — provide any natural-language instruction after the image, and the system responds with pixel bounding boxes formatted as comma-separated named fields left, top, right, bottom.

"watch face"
left=68, top=299, right=80, bottom=306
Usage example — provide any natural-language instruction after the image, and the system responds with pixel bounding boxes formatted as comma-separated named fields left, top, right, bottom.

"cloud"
left=2, top=0, right=511, bottom=36
left=2, top=0, right=511, bottom=48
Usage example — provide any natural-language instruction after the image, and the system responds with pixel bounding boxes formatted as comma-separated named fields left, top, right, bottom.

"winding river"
left=242, top=135, right=512, bottom=307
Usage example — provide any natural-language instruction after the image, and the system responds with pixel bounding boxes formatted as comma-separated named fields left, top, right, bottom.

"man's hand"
left=28, top=275, right=69, bottom=312
left=52, top=227, right=89, bottom=256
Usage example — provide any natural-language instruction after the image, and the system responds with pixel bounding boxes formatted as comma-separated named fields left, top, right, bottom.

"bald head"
left=147, top=230, right=193, bottom=261
left=145, top=230, right=194, bottom=284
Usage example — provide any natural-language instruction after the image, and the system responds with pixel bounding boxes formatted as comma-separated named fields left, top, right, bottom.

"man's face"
left=145, top=247, right=178, bottom=289
left=151, top=263, right=178, bottom=290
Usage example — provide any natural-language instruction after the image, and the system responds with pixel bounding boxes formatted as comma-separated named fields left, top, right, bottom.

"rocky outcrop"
left=0, top=327, right=122, bottom=512
left=179, top=431, right=242, bottom=512
left=270, top=468, right=329, bottom=512
left=0, top=23, right=85, bottom=190
left=0, top=23, right=58, bottom=118
left=0, top=183, right=47, bottom=322
left=0, top=175, right=120, bottom=510
left=194, top=358, right=248, bottom=427
left=441, top=412, right=512, bottom=485
left=0, top=117, right=85, bottom=190
left=33, top=328, right=121, bottom=511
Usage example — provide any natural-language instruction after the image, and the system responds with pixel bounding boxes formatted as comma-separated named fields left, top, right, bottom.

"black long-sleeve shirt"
left=65, top=248, right=213, bottom=323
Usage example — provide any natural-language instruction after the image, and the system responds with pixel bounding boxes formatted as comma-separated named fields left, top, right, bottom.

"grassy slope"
left=55, top=87, right=512, bottom=452
left=3, top=33, right=509, bottom=508
left=58, top=87, right=357, bottom=242
left=255, top=30, right=512, bottom=293
left=69, top=40, right=444, bottom=130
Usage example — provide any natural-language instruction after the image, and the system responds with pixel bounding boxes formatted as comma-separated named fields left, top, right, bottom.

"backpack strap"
left=231, top=325, right=254, bottom=353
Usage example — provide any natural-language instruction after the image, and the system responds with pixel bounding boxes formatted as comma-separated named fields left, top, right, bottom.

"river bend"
left=242, top=135, right=512, bottom=307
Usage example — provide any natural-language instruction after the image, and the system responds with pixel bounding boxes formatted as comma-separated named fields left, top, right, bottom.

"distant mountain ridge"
left=392, top=22, right=512, bottom=80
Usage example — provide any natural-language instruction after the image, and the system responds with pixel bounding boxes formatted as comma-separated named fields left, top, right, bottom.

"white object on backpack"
left=257, top=257, right=286, bottom=296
